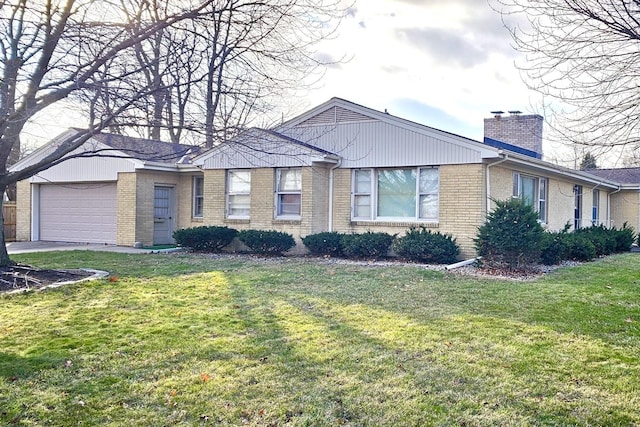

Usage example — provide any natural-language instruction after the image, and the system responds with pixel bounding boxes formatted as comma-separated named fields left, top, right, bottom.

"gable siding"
left=284, top=122, right=485, bottom=168
left=31, top=155, right=135, bottom=183
left=298, top=106, right=378, bottom=126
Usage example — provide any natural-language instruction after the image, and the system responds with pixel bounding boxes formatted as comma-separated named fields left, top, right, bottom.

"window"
left=276, top=168, right=301, bottom=218
left=227, top=170, right=250, bottom=218
left=513, top=172, right=547, bottom=223
left=192, top=176, right=204, bottom=218
left=592, top=189, right=599, bottom=225
left=351, top=167, right=439, bottom=221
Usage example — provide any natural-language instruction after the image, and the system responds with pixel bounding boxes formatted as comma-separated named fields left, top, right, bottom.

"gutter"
left=485, top=151, right=508, bottom=218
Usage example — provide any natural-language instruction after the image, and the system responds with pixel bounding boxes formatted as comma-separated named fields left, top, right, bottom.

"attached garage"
left=37, top=183, right=117, bottom=244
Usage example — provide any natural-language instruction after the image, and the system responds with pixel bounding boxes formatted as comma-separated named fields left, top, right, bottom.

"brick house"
left=12, top=98, right=637, bottom=258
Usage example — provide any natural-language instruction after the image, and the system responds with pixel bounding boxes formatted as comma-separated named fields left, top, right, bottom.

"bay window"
left=352, top=167, right=439, bottom=221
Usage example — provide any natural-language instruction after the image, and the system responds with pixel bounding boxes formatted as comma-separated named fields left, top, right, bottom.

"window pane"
left=354, top=195, right=370, bottom=218
left=378, top=169, right=416, bottom=217
left=520, top=176, right=536, bottom=206
left=419, top=168, right=438, bottom=193
left=278, top=169, right=301, bottom=191
left=355, top=170, right=371, bottom=193
left=229, top=194, right=250, bottom=217
left=419, top=195, right=438, bottom=219
left=278, top=194, right=301, bottom=215
left=229, top=171, right=250, bottom=193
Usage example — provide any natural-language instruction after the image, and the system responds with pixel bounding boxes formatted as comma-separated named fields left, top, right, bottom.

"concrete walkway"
left=6, top=241, right=156, bottom=255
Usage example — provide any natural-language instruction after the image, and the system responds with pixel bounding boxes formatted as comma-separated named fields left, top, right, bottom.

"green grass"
left=1, top=252, right=639, bottom=426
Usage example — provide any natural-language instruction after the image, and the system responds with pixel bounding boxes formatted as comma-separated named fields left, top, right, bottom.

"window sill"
left=191, top=217, right=204, bottom=222
left=225, top=218, right=250, bottom=224
left=273, top=218, right=301, bottom=225
left=351, top=220, right=439, bottom=228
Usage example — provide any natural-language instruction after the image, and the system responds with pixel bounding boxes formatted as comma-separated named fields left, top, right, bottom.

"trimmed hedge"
left=301, top=231, right=344, bottom=257
left=237, top=229, right=296, bottom=255
left=173, top=226, right=237, bottom=252
left=393, top=226, right=460, bottom=264
left=341, top=231, right=394, bottom=259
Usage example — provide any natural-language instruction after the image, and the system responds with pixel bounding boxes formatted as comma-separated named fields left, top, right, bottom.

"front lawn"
left=1, top=252, right=639, bottom=425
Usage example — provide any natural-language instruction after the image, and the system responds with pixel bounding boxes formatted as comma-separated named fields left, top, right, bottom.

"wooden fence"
left=3, top=202, right=16, bottom=242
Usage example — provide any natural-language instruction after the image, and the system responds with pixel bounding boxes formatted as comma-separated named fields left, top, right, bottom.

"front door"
left=153, top=186, right=175, bottom=245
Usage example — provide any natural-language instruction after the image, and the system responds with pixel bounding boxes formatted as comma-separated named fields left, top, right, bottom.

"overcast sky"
left=303, top=0, right=542, bottom=144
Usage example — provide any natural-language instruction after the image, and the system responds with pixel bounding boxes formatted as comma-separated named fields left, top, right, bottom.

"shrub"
left=173, top=226, right=237, bottom=252
left=575, top=225, right=616, bottom=256
left=566, top=233, right=597, bottom=261
left=540, top=226, right=572, bottom=265
left=341, top=231, right=394, bottom=259
left=393, top=226, right=460, bottom=264
left=302, top=232, right=344, bottom=257
left=475, top=198, right=545, bottom=270
left=614, top=223, right=636, bottom=252
left=237, top=229, right=296, bottom=255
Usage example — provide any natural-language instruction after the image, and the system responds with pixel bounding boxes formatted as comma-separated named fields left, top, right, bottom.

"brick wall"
left=116, top=172, right=137, bottom=246
left=484, top=114, right=543, bottom=155
left=332, top=164, right=486, bottom=259
left=15, top=180, right=31, bottom=241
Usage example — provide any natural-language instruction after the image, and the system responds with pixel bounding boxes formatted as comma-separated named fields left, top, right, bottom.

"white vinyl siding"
left=513, top=172, right=547, bottom=223
left=227, top=170, right=251, bottom=218
left=352, top=167, right=439, bottom=221
left=276, top=168, right=302, bottom=218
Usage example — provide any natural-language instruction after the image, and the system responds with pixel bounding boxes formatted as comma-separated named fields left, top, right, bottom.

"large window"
left=276, top=168, right=301, bottom=218
left=227, top=170, right=250, bottom=218
left=513, top=172, right=547, bottom=223
left=192, top=176, right=204, bottom=218
left=352, top=167, right=439, bottom=221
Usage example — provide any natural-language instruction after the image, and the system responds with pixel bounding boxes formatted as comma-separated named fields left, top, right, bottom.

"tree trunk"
left=0, top=191, right=13, bottom=267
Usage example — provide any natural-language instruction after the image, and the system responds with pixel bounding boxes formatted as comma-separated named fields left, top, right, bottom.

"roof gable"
left=194, top=128, right=338, bottom=169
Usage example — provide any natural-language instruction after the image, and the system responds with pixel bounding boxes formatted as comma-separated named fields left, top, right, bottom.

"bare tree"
left=0, top=0, right=222, bottom=266
left=496, top=0, right=640, bottom=156
left=86, top=0, right=347, bottom=147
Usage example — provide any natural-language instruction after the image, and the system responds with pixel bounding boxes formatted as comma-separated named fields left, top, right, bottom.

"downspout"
left=485, top=151, right=508, bottom=218
left=328, top=157, right=342, bottom=231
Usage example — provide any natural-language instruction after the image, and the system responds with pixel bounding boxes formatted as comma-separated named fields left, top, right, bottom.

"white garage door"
left=39, top=183, right=117, bottom=244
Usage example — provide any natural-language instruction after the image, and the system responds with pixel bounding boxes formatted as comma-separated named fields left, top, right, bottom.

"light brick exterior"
left=15, top=180, right=31, bottom=241
left=331, top=164, right=485, bottom=258
left=610, top=190, right=640, bottom=230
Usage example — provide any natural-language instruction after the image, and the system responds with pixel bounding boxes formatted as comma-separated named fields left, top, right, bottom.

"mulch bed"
left=0, top=264, right=93, bottom=294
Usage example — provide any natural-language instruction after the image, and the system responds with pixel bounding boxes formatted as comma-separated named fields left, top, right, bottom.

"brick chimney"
left=484, top=111, right=543, bottom=158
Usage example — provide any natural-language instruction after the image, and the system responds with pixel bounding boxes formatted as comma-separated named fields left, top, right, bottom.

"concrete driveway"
left=6, top=241, right=158, bottom=255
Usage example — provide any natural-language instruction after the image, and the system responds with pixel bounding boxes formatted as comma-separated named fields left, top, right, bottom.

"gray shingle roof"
left=91, top=133, right=201, bottom=164
left=586, top=168, right=640, bottom=185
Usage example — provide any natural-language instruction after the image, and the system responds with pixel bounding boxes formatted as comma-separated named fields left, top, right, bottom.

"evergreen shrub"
left=475, top=198, right=545, bottom=270
left=301, top=232, right=344, bottom=257
left=173, top=226, right=237, bottom=252
left=393, top=226, right=460, bottom=264
left=237, top=229, right=296, bottom=255
left=341, top=231, right=394, bottom=259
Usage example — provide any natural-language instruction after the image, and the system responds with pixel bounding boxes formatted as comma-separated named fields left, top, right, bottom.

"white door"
left=153, top=186, right=175, bottom=245
left=39, top=183, right=117, bottom=244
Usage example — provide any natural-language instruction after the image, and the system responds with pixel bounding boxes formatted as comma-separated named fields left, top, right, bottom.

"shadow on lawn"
left=0, top=351, right=68, bottom=379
